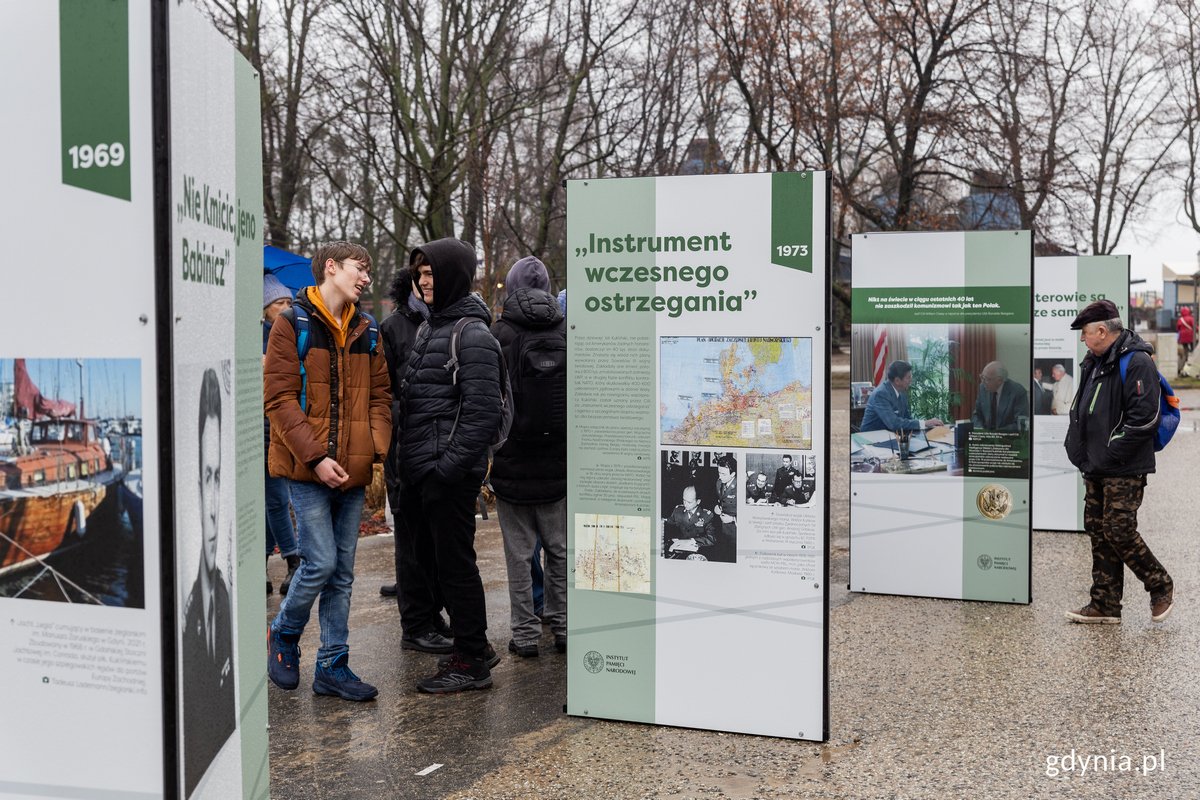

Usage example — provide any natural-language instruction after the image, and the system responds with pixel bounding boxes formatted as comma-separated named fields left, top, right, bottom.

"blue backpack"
left=292, top=305, right=379, bottom=412
left=1118, top=351, right=1180, bottom=451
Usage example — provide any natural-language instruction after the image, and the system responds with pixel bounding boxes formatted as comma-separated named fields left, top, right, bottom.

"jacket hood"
left=507, top=256, right=551, bottom=292
left=1183, top=307, right=1193, bottom=316
left=387, top=265, right=413, bottom=306
left=411, top=238, right=476, bottom=313
left=501, top=287, right=563, bottom=329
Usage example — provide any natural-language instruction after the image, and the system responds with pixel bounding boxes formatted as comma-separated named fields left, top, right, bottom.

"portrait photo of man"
left=181, top=366, right=237, bottom=798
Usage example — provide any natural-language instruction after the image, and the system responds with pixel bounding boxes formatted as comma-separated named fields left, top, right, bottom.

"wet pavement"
left=266, top=377, right=1200, bottom=800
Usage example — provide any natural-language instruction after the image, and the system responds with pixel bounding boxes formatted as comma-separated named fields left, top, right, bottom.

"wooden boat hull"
left=0, top=481, right=108, bottom=571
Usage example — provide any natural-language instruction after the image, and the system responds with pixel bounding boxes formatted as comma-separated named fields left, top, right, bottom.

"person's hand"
left=719, top=513, right=734, bottom=523
left=927, top=418, right=945, bottom=428
left=314, top=457, right=349, bottom=488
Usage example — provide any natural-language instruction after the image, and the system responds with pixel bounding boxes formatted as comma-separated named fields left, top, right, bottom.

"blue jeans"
left=264, top=462, right=298, bottom=558
left=271, top=481, right=365, bottom=664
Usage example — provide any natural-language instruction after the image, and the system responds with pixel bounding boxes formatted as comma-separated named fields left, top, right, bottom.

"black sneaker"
left=417, top=654, right=492, bottom=694
left=438, top=643, right=499, bottom=669
left=280, top=555, right=300, bottom=596
left=267, top=627, right=301, bottom=690
left=401, top=630, right=455, bottom=654
left=313, top=654, right=378, bottom=701
left=554, top=634, right=567, bottom=654
left=508, top=639, right=539, bottom=658
left=379, top=583, right=398, bottom=597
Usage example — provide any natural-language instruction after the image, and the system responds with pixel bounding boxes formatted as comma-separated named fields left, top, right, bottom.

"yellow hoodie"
left=304, top=285, right=355, bottom=349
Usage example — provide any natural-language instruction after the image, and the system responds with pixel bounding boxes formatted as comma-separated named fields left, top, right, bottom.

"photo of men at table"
left=849, top=324, right=1031, bottom=476
left=1032, top=359, right=1074, bottom=416
left=660, top=450, right=738, bottom=563
left=743, top=452, right=818, bottom=508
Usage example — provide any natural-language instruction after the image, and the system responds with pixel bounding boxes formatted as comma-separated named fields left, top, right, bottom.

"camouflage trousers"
left=1083, top=475, right=1173, bottom=615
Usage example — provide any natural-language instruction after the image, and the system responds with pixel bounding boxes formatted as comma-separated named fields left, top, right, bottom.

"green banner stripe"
left=852, top=286, right=1031, bottom=324
left=60, top=0, right=131, bottom=200
left=770, top=172, right=813, bottom=272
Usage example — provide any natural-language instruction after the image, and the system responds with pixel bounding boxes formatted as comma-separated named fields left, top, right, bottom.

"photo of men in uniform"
left=745, top=453, right=817, bottom=509
left=660, top=450, right=737, bottom=563
left=181, top=366, right=236, bottom=798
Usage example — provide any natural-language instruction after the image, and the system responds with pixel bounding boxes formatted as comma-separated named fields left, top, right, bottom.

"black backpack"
left=505, top=322, right=567, bottom=442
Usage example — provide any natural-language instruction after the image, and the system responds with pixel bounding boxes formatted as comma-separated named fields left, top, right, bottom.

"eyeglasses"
left=339, top=260, right=372, bottom=282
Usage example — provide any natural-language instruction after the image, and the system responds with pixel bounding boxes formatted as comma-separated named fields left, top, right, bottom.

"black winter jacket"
left=490, top=288, right=566, bottom=504
left=1065, top=329, right=1159, bottom=477
left=397, top=239, right=503, bottom=487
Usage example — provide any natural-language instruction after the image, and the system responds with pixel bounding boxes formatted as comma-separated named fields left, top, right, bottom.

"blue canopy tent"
left=264, top=245, right=313, bottom=295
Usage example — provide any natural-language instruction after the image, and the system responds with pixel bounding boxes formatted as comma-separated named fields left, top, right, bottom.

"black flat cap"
left=1069, top=299, right=1121, bottom=330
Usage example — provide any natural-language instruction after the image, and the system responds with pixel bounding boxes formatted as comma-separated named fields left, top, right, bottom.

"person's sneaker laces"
left=1064, top=604, right=1120, bottom=624
left=312, top=654, right=378, bottom=701
left=418, top=654, right=493, bottom=694
left=267, top=627, right=301, bottom=690
left=438, top=643, right=500, bottom=669
left=1151, top=593, right=1174, bottom=623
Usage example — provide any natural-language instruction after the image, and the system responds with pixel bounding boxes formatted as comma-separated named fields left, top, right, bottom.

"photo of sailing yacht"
left=0, top=358, right=144, bottom=607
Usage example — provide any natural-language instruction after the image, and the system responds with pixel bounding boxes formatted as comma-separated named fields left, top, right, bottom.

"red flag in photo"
left=872, top=326, right=888, bottom=385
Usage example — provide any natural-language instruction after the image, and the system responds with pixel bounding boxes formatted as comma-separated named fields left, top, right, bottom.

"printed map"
left=660, top=336, right=812, bottom=449
left=573, top=514, right=652, bottom=594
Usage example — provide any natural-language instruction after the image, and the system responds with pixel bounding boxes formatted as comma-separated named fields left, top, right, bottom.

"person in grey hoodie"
left=490, top=256, right=567, bottom=657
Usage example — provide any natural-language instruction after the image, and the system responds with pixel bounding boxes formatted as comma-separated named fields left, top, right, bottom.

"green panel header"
left=852, top=286, right=1032, bottom=324
left=59, top=0, right=131, bottom=200
left=770, top=172, right=813, bottom=272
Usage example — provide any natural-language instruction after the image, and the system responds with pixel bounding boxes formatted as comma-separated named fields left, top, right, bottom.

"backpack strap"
left=292, top=306, right=312, bottom=412
left=1118, top=351, right=1131, bottom=383
left=360, top=310, right=379, bottom=355
left=444, top=317, right=476, bottom=385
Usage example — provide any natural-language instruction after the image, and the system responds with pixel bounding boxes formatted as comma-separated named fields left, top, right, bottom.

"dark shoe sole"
left=312, top=679, right=378, bottom=701
left=416, top=675, right=493, bottom=694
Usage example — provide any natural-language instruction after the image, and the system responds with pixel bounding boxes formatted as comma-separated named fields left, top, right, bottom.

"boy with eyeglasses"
left=264, top=240, right=391, bottom=700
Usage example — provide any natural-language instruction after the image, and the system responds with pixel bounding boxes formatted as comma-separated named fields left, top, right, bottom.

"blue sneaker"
left=267, top=627, right=301, bottom=690
left=313, top=654, right=378, bottom=701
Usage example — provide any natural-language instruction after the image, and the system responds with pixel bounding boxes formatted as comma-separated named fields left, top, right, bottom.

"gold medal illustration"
left=976, top=484, right=1013, bottom=521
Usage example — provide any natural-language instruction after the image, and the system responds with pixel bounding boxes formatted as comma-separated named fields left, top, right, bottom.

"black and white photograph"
left=179, top=363, right=238, bottom=799
left=744, top=452, right=817, bottom=508
left=660, top=449, right=738, bottom=563
left=0, top=358, right=144, bottom=607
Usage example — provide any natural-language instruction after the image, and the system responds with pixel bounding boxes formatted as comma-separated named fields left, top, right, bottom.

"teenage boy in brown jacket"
left=264, top=241, right=391, bottom=701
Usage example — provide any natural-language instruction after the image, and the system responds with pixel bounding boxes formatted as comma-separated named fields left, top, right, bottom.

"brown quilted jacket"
left=264, top=292, right=392, bottom=487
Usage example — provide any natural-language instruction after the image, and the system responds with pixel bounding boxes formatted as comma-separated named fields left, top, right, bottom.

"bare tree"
left=1067, top=0, right=1180, bottom=254
left=1171, top=0, right=1200, bottom=235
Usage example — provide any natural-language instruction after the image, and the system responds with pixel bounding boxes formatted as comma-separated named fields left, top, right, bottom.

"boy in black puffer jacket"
left=395, top=238, right=504, bottom=692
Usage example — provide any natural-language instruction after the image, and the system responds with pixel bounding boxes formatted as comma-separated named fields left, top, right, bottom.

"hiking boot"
left=401, top=630, right=455, bottom=654
left=508, top=639, right=539, bottom=658
left=554, top=634, right=567, bottom=654
left=1064, top=604, right=1120, bottom=624
left=417, top=653, right=492, bottom=694
left=439, top=643, right=500, bottom=669
left=267, top=627, right=301, bottom=690
left=313, top=654, right=378, bottom=701
left=280, top=554, right=301, bottom=596
left=1151, top=592, right=1174, bottom=623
